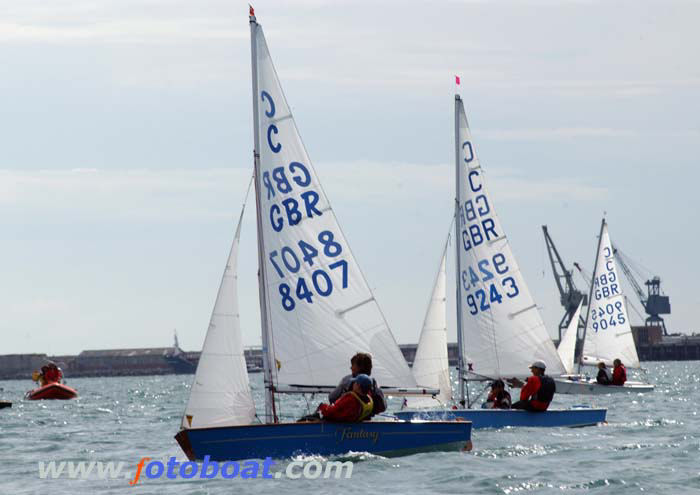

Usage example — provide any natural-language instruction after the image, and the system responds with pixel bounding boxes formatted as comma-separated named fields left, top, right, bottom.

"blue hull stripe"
left=176, top=421, right=472, bottom=461
left=393, top=409, right=607, bottom=429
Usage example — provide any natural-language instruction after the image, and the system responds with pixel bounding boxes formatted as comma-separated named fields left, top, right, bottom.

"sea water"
left=1, top=362, right=699, bottom=494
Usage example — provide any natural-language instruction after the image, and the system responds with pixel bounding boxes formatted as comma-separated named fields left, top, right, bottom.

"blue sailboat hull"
left=176, top=420, right=472, bottom=461
left=393, top=408, right=606, bottom=429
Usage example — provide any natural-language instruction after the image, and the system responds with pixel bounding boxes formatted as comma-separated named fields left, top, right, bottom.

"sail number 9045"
left=591, top=301, right=626, bottom=332
left=269, top=230, right=349, bottom=311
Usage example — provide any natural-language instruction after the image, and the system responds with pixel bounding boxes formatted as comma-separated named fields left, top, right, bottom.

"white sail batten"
left=454, top=96, right=565, bottom=379
left=251, top=25, right=415, bottom=389
left=406, top=248, right=452, bottom=408
left=181, top=212, right=256, bottom=430
left=581, top=222, right=640, bottom=368
left=557, top=300, right=583, bottom=374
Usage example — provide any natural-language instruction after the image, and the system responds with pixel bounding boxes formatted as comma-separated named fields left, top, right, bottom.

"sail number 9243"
left=461, top=253, right=520, bottom=315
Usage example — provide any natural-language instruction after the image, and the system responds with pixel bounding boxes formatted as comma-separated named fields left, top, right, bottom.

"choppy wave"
left=1, top=361, right=699, bottom=494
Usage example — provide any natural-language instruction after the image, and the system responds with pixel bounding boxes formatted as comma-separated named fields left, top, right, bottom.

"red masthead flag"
left=249, top=4, right=255, bottom=16
left=455, top=75, right=461, bottom=85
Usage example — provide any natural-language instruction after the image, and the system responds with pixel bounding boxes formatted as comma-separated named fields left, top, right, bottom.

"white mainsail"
left=181, top=212, right=256, bottom=429
left=251, top=22, right=415, bottom=389
left=557, top=300, right=583, bottom=374
left=406, top=248, right=452, bottom=408
left=454, top=95, right=565, bottom=379
left=581, top=221, right=640, bottom=368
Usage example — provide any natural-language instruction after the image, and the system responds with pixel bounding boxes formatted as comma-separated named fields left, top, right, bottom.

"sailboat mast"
left=577, top=217, right=606, bottom=374
left=249, top=10, right=277, bottom=424
left=454, top=94, right=467, bottom=407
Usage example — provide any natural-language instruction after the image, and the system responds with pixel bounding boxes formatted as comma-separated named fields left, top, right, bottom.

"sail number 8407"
left=269, top=230, right=349, bottom=311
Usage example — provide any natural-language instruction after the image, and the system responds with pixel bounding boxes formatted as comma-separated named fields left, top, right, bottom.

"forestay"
left=252, top=25, right=415, bottom=389
left=181, top=213, right=256, bottom=429
left=406, top=248, right=452, bottom=408
left=454, top=96, right=565, bottom=379
left=581, top=222, right=640, bottom=368
left=557, top=300, right=583, bottom=374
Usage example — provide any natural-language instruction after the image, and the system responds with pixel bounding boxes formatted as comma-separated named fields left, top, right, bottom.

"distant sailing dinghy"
left=557, top=300, right=583, bottom=375
left=555, top=219, right=654, bottom=395
left=395, top=94, right=606, bottom=428
left=403, top=242, right=452, bottom=409
left=175, top=9, right=471, bottom=462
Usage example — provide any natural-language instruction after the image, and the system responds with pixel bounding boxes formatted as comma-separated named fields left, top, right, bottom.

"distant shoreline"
left=2, top=335, right=699, bottom=381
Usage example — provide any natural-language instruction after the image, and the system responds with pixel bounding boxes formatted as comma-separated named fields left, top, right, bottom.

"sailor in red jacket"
left=43, top=363, right=63, bottom=384
left=318, top=374, right=374, bottom=422
left=612, top=359, right=627, bottom=386
left=507, top=360, right=556, bottom=412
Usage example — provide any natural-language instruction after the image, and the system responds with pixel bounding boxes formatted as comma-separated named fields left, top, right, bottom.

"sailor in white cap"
left=507, top=360, right=555, bottom=412
left=530, top=360, right=546, bottom=371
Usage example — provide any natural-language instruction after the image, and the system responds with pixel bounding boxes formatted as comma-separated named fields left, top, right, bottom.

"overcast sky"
left=2, top=0, right=698, bottom=355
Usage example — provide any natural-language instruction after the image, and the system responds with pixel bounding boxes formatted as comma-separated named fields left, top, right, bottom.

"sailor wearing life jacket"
left=508, top=360, right=556, bottom=412
left=596, top=362, right=613, bottom=385
left=482, top=379, right=512, bottom=409
left=318, top=374, right=374, bottom=422
left=328, top=352, right=387, bottom=417
left=612, top=359, right=627, bottom=386
left=42, top=363, right=63, bottom=384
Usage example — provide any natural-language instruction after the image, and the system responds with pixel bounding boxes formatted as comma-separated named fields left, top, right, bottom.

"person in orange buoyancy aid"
left=483, top=379, right=512, bottom=409
left=33, top=367, right=48, bottom=387
left=328, top=352, right=386, bottom=417
left=612, top=359, right=627, bottom=386
left=43, top=364, right=62, bottom=384
left=317, top=374, right=374, bottom=422
left=508, top=360, right=555, bottom=412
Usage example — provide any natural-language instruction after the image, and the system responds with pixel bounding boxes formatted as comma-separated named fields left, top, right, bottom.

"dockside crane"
left=613, top=246, right=671, bottom=335
left=542, top=226, right=588, bottom=341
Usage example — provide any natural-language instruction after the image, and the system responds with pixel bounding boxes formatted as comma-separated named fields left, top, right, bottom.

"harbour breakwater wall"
left=1, top=329, right=698, bottom=380
left=1, top=345, right=425, bottom=381
left=0, top=348, right=199, bottom=380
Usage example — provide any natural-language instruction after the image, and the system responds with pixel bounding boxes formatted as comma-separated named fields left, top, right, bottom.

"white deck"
left=555, top=377, right=655, bottom=395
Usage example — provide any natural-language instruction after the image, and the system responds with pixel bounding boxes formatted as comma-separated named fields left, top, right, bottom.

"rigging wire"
left=626, top=296, right=646, bottom=324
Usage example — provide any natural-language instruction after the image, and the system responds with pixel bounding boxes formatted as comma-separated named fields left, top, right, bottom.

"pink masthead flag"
left=455, top=75, right=461, bottom=85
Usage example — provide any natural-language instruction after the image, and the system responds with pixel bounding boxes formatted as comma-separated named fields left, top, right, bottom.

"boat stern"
left=174, top=429, right=196, bottom=461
